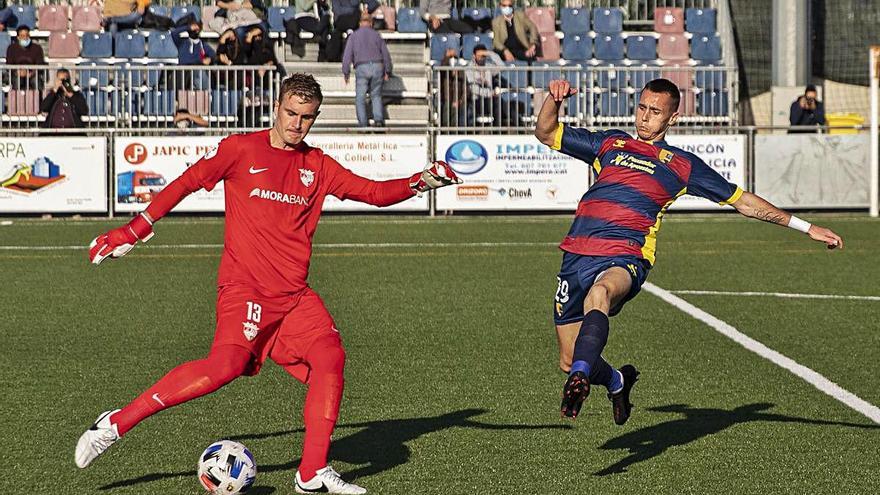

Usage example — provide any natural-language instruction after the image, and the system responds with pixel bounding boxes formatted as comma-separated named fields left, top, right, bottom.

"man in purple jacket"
left=341, top=12, right=392, bottom=127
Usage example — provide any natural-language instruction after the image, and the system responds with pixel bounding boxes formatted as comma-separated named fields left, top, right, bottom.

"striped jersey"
left=550, top=123, right=742, bottom=265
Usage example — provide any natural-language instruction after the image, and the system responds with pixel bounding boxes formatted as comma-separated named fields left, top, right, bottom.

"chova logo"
left=445, top=140, right=488, bottom=175
left=249, top=187, right=309, bottom=206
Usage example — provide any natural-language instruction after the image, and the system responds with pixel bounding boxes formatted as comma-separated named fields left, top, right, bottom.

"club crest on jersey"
left=659, top=149, right=674, bottom=163
left=242, top=321, right=260, bottom=341
left=613, top=139, right=627, bottom=148
left=300, top=169, right=315, bottom=187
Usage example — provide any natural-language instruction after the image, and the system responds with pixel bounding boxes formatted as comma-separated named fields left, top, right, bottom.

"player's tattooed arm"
left=731, top=191, right=791, bottom=225
left=752, top=208, right=787, bottom=225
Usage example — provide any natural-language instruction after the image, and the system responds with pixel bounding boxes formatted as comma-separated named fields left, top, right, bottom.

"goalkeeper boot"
left=295, top=466, right=367, bottom=494
left=75, top=409, right=121, bottom=468
left=608, top=365, right=640, bottom=425
left=561, top=371, right=590, bottom=419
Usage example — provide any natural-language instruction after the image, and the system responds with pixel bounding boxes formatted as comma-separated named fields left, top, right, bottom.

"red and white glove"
left=89, top=213, right=154, bottom=265
left=409, top=160, right=462, bottom=195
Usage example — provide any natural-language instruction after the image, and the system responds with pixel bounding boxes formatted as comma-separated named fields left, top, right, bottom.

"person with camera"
left=789, top=85, right=825, bottom=133
left=40, top=68, right=89, bottom=129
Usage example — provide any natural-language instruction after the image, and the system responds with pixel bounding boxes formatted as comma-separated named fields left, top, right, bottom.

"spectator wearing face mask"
left=6, top=25, right=45, bottom=89
left=173, top=109, right=209, bottom=131
left=172, top=21, right=215, bottom=66
left=491, top=0, right=538, bottom=62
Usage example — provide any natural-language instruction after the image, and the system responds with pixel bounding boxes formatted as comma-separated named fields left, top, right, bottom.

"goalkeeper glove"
left=409, top=160, right=462, bottom=195
left=89, top=213, right=154, bottom=265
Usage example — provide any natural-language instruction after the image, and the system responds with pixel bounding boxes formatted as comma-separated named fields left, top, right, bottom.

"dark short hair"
left=279, top=73, right=323, bottom=104
left=642, top=78, right=681, bottom=111
left=805, top=84, right=817, bottom=94
left=472, top=44, right=487, bottom=53
left=16, top=25, right=30, bottom=33
left=56, top=68, right=70, bottom=76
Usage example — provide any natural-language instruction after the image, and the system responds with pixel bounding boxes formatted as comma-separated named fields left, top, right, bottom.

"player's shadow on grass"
left=99, top=408, right=570, bottom=490
left=594, top=402, right=879, bottom=476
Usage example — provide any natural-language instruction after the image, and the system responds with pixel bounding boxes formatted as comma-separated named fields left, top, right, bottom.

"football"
left=197, top=440, right=257, bottom=494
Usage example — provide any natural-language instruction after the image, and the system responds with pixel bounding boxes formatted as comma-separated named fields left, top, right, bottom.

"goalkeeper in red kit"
left=74, top=73, right=460, bottom=495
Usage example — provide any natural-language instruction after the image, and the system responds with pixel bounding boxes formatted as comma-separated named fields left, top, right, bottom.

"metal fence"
left=431, top=63, right=736, bottom=132
left=0, top=64, right=280, bottom=129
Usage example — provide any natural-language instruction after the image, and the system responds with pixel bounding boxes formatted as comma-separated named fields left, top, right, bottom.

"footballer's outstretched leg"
left=561, top=370, right=590, bottom=419
left=608, top=364, right=640, bottom=425
left=75, top=409, right=121, bottom=468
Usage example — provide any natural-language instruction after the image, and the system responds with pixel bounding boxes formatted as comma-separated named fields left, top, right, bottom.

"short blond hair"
left=278, top=73, right=323, bottom=104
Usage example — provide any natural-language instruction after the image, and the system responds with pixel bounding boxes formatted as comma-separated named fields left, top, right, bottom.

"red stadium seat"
left=375, top=5, right=396, bottom=31
left=661, top=64, right=693, bottom=90
left=177, top=90, right=211, bottom=116
left=526, top=7, right=556, bottom=34
left=72, top=6, right=103, bottom=32
left=201, top=6, right=220, bottom=32
left=38, top=5, right=70, bottom=32
left=538, top=33, right=560, bottom=61
left=654, top=7, right=684, bottom=34
left=48, top=32, right=81, bottom=59
left=8, top=90, right=41, bottom=116
left=657, top=34, right=689, bottom=61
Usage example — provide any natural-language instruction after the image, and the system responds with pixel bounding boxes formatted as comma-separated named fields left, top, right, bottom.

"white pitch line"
left=672, top=289, right=880, bottom=302
left=0, top=241, right=558, bottom=251
left=644, top=282, right=880, bottom=425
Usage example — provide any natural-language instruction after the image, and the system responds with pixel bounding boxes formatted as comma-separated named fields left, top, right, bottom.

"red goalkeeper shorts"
left=211, top=284, right=341, bottom=381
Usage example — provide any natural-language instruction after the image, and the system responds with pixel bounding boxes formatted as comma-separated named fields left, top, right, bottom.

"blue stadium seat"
left=212, top=90, right=241, bottom=116
left=629, top=63, right=661, bottom=89
left=191, top=69, right=211, bottom=90
left=10, top=5, right=36, bottom=29
left=594, top=33, right=624, bottom=60
left=81, top=32, right=113, bottom=58
left=397, top=8, right=427, bottom=33
left=0, top=90, right=5, bottom=114
left=146, top=62, right=168, bottom=88
left=171, top=5, right=201, bottom=24
left=597, top=90, right=629, bottom=116
left=500, top=61, right=529, bottom=89
left=500, top=91, right=532, bottom=119
left=461, top=33, right=492, bottom=60
left=115, top=30, right=146, bottom=58
left=461, top=7, right=491, bottom=25
left=592, top=7, right=622, bottom=33
left=0, top=33, right=11, bottom=59
left=430, top=34, right=460, bottom=62
left=142, top=90, right=175, bottom=116
left=115, top=63, right=146, bottom=87
left=698, top=89, right=728, bottom=116
left=147, top=31, right=178, bottom=58
left=147, top=5, right=170, bottom=18
left=561, top=34, right=591, bottom=62
left=695, top=62, right=726, bottom=91
left=626, top=35, right=656, bottom=61
left=691, top=35, right=721, bottom=61
left=76, top=61, right=110, bottom=87
left=595, top=62, right=626, bottom=90
left=686, top=8, right=716, bottom=34
left=531, top=62, right=563, bottom=89
left=561, top=8, right=590, bottom=35
left=268, top=7, right=295, bottom=33
left=84, top=89, right=110, bottom=116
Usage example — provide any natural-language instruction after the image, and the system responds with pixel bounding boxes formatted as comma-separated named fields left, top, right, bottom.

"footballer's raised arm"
left=731, top=190, right=843, bottom=249
left=324, top=156, right=460, bottom=207
left=535, top=79, right=578, bottom=146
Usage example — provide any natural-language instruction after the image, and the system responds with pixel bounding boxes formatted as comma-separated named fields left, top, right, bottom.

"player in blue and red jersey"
left=535, top=78, right=843, bottom=423
left=74, top=74, right=460, bottom=494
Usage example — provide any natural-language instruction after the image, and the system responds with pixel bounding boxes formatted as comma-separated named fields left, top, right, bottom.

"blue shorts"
left=553, top=252, right=651, bottom=325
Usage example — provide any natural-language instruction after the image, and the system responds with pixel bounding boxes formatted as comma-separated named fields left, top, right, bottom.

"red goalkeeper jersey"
left=145, top=129, right=415, bottom=295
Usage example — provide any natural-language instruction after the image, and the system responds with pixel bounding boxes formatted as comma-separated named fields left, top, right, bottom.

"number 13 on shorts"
left=246, top=301, right=262, bottom=323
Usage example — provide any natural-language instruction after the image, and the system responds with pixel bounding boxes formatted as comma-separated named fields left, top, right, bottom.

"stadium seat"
left=461, top=33, right=492, bottom=60
left=626, top=35, right=657, bottom=61
left=145, top=62, right=168, bottom=88
left=212, top=89, right=241, bottom=116
left=81, top=32, right=113, bottom=58
left=148, top=5, right=170, bottom=18
left=686, top=8, right=716, bottom=34
left=72, top=6, right=103, bottom=32
left=147, top=31, right=178, bottom=58
left=142, top=90, right=175, bottom=116
left=597, top=90, right=629, bottom=116
left=0, top=33, right=12, bottom=59
left=629, top=63, right=661, bottom=89
left=38, top=5, right=70, bottom=32
left=430, top=34, right=461, bottom=62
left=268, top=7, right=295, bottom=33
left=698, top=89, right=728, bottom=116
left=595, top=62, right=626, bottom=90
left=190, top=69, right=212, bottom=90
left=538, top=33, right=560, bottom=61
left=657, top=34, right=689, bottom=61
left=7, top=89, right=40, bottom=116
left=115, top=30, right=147, bottom=58
left=594, top=33, right=624, bottom=60
left=695, top=62, right=726, bottom=91
left=48, top=32, right=81, bottom=58
left=592, top=7, right=622, bottom=33
left=661, top=64, right=693, bottom=90
left=171, top=5, right=200, bottom=24
left=526, top=7, right=555, bottom=34
left=500, top=61, right=529, bottom=89
left=177, top=89, right=211, bottom=115
left=678, top=88, right=696, bottom=115
left=531, top=62, right=563, bottom=89
left=115, top=63, right=146, bottom=87
left=397, top=8, right=427, bottom=33
left=375, top=6, right=396, bottom=31
left=84, top=89, right=110, bottom=116
left=461, top=8, right=490, bottom=26
left=201, top=6, right=220, bottom=32
left=654, top=7, right=684, bottom=33
left=10, top=5, right=36, bottom=30
left=560, top=8, right=590, bottom=35
left=500, top=91, right=532, bottom=120
left=691, top=35, right=722, bottom=61
left=76, top=61, right=111, bottom=88
left=561, top=34, right=591, bottom=61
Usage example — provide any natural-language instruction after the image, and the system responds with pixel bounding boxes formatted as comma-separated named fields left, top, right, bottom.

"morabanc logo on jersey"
left=249, top=188, right=309, bottom=206
left=300, top=168, right=315, bottom=187
left=242, top=321, right=260, bottom=341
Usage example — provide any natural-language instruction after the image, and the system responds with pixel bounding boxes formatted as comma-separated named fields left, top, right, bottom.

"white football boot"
left=295, top=466, right=367, bottom=494
left=74, top=409, right=121, bottom=468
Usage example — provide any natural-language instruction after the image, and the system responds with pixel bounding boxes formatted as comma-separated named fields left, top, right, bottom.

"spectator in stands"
left=215, top=29, right=246, bottom=66
left=172, top=20, right=215, bottom=66
left=239, top=25, right=284, bottom=126
left=466, top=43, right=504, bottom=124
left=327, top=0, right=379, bottom=61
left=491, top=0, right=538, bottom=62
left=285, top=0, right=332, bottom=60
left=0, top=4, right=15, bottom=31
left=342, top=11, right=392, bottom=127
left=7, top=25, right=45, bottom=89
left=420, top=0, right=473, bottom=34
left=789, top=85, right=826, bottom=133
left=103, top=0, right=145, bottom=34
left=40, top=68, right=89, bottom=129
left=174, top=109, right=209, bottom=130
left=210, top=1, right=263, bottom=33
left=439, top=48, right=467, bottom=126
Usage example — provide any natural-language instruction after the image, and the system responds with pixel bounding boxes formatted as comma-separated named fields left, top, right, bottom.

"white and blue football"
left=197, top=440, right=256, bottom=494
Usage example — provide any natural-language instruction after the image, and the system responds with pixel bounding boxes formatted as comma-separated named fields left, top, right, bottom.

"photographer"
left=40, top=68, right=89, bottom=129
left=789, top=85, right=825, bottom=133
